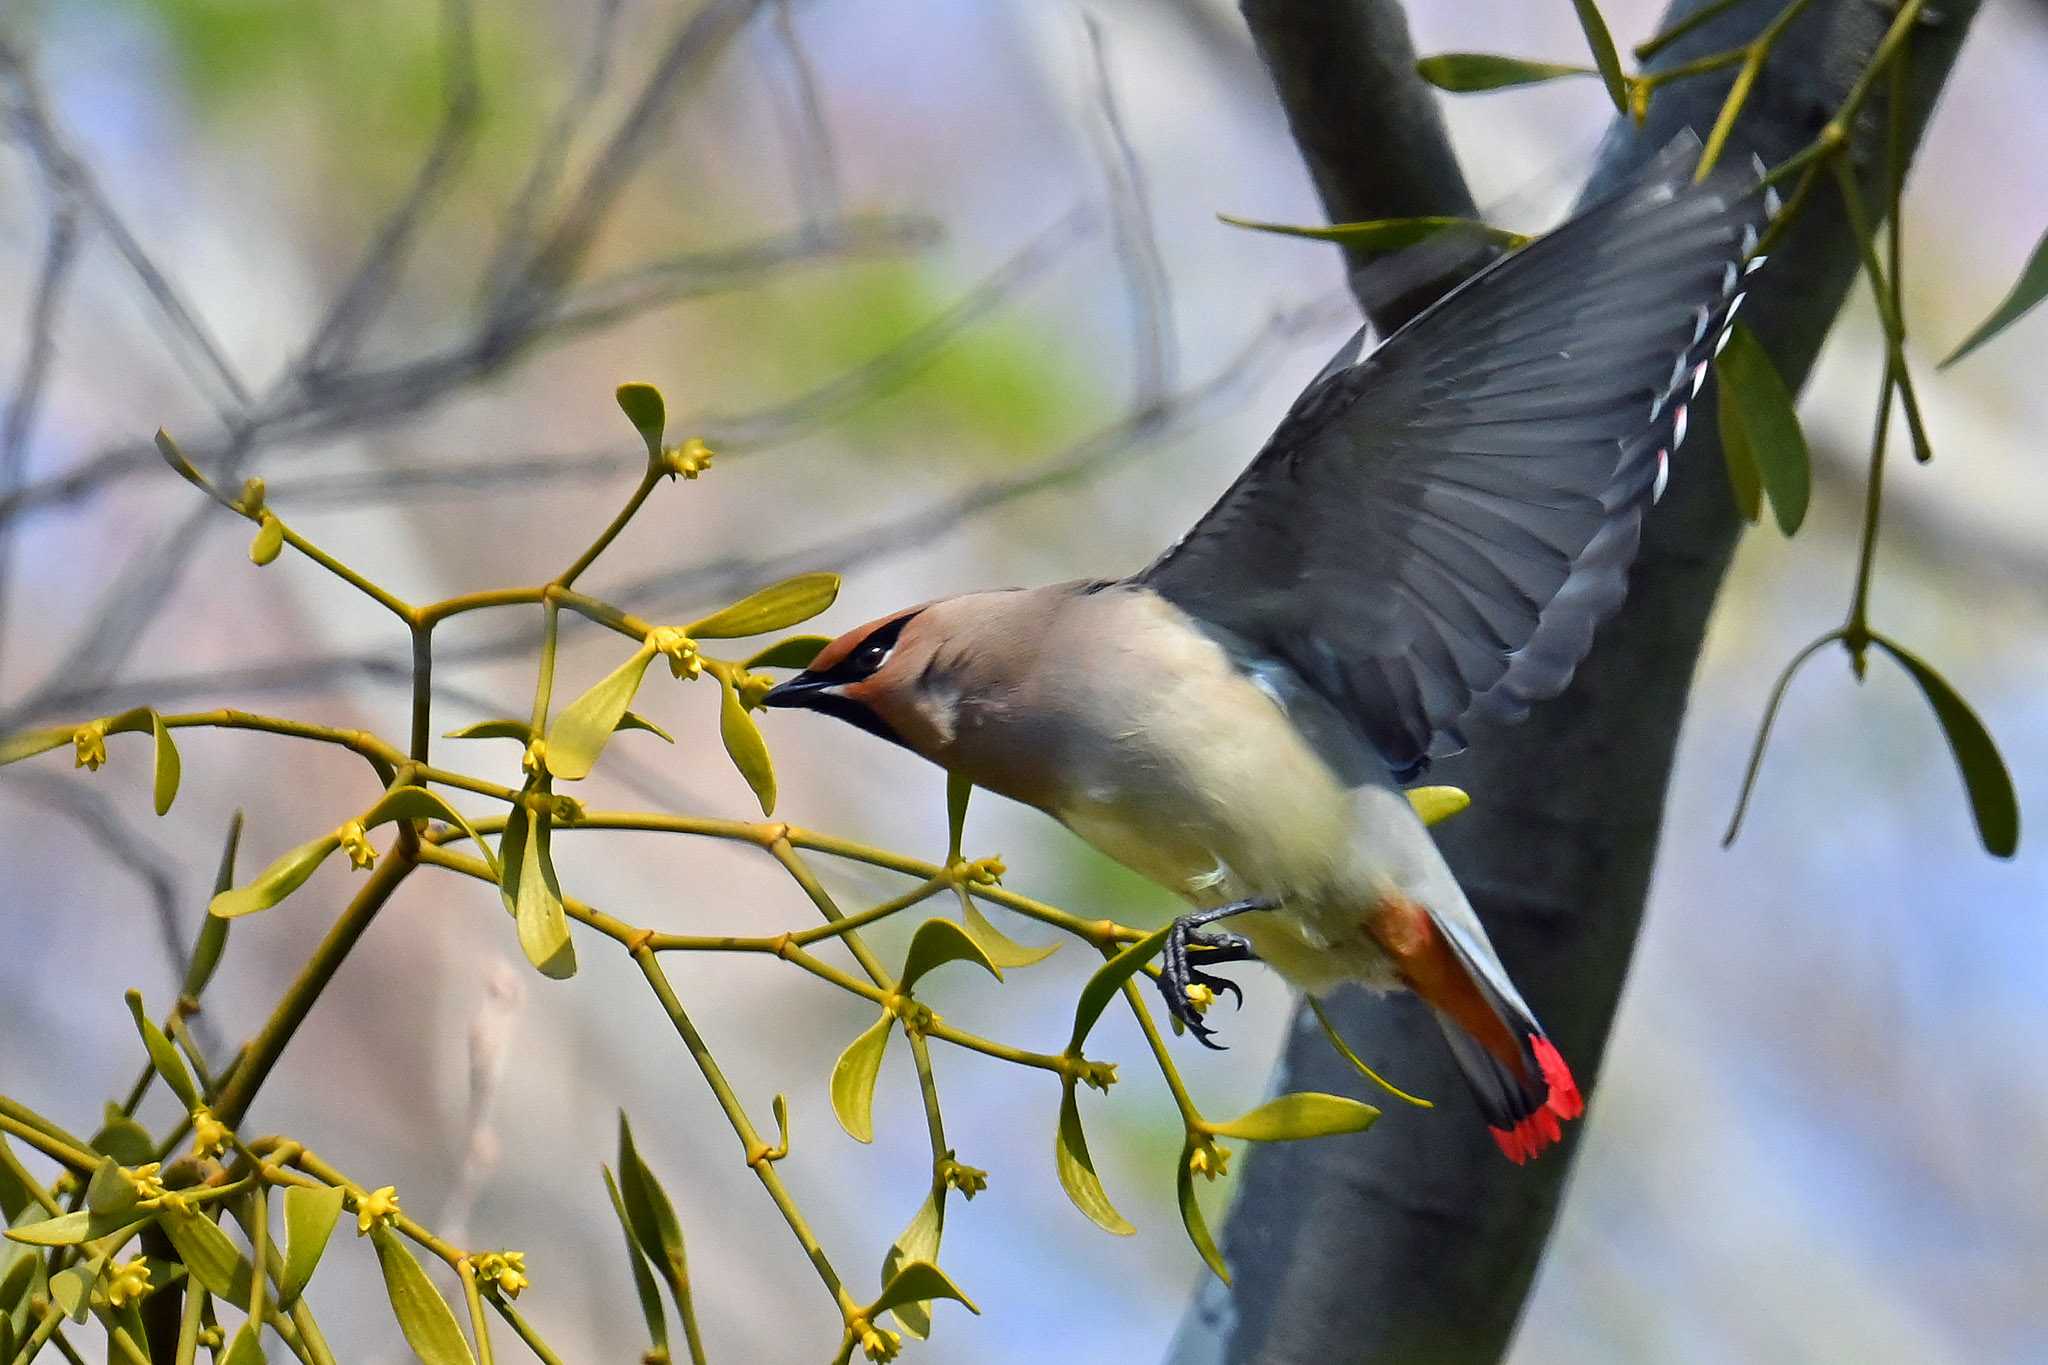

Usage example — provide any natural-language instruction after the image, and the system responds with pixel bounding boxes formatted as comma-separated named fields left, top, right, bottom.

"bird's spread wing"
left=1141, top=138, right=1775, bottom=779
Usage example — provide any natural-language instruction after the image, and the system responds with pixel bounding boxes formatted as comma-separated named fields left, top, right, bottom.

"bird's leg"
left=1158, top=898, right=1273, bottom=1049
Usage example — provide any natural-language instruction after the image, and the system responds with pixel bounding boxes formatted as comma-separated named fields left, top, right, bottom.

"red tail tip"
left=1489, top=1106, right=1564, bottom=1164
left=1531, top=1034, right=1583, bottom=1120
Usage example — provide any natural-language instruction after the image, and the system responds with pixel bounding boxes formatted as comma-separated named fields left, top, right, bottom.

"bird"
left=763, top=138, right=1774, bottom=1163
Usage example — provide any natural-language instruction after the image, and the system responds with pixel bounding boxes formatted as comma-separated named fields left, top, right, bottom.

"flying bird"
left=766, top=141, right=1773, bottom=1163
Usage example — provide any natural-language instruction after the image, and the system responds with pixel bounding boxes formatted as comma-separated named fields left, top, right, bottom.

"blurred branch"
left=0, top=189, right=76, bottom=692
left=1236, top=0, right=1478, bottom=331
left=1, top=769, right=185, bottom=995
left=1175, top=3, right=1984, bottom=1363
left=0, top=40, right=251, bottom=419
left=2, top=287, right=1350, bottom=729
left=765, top=0, right=843, bottom=230
left=1081, top=14, right=1178, bottom=410
left=296, top=0, right=481, bottom=381
left=500, top=0, right=772, bottom=310
left=480, top=0, right=623, bottom=309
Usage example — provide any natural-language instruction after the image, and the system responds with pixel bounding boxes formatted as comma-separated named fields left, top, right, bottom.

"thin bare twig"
left=0, top=40, right=252, bottom=418
left=296, top=0, right=482, bottom=380
left=765, top=0, right=843, bottom=230
left=1, top=768, right=185, bottom=992
left=0, top=192, right=78, bottom=694
left=1080, top=13, right=1177, bottom=410
left=480, top=0, right=624, bottom=311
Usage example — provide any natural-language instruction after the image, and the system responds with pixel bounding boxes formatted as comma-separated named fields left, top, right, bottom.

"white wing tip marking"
left=1653, top=449, right=1670, bottom=502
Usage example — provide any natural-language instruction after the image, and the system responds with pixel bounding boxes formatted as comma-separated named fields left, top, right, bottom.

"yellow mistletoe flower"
left=73, top=724, right=107, bottom=771
left=661, top=437, right=715, bottom=481
left=1188, top=1139, right=1231, bottom=1182
left=103, top=1259, right=153, bottom=1308
left=648, top=627, right=701, bottom=680
left=355, top=1185, right=401, bottom=1235
left=190, top=1108, right=229, bottom=1159
left=474, top=1250, right=529, bottom=1299
left=338, top=820, right=376, bottom=871
left=860, top=1323, right=901, bottom=1362
left=1182, top=982, right=1216, bottom=1015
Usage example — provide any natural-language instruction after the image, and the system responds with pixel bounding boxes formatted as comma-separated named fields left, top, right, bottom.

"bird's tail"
left=1365, top=895, right=1584, bottom=1163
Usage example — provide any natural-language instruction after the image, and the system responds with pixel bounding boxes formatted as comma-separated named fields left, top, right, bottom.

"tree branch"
left=1173, top=2, right=1980, bottom=1362
left=1237, top=0, right=1478, bottom=330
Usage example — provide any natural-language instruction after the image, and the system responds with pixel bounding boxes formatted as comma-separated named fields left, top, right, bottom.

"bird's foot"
left=1156, top=900, right=1268, bottom=1049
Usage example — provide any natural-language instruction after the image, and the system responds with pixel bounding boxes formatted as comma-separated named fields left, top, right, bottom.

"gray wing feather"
left=1141, top=139, right=1772, bottom=778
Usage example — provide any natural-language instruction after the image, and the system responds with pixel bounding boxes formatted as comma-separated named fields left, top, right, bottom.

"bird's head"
left=760, top=603, right=938, bottom=751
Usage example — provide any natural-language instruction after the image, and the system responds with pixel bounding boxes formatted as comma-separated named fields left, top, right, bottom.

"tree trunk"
left=1168, top=2, right=1980, bottom=1362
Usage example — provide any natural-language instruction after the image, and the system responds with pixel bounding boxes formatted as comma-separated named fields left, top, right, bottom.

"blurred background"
left=2, top=1, right=2044, bottom=1361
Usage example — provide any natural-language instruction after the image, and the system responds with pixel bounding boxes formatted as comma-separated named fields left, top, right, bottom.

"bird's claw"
left=1157, top=917, right=1254, bottom=1050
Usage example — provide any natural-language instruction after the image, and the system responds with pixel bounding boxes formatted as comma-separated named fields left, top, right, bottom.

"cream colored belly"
left=1046, top=659, right=1408, bottom=992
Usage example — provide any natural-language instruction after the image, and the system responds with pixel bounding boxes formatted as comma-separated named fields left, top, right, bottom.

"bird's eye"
left=855, top=640, right=890, bottom=671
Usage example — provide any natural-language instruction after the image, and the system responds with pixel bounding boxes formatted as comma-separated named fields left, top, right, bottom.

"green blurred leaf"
left=1208, top=1092, right=1381, bottom=1142
left=1405, top=785, right=1469, bottom=827
left=1716, top=324, right=1810, bottom=535
left=1415, top=53, right=1596, bottom=92
left=601, top=1166, right=668, bottom=1355
left=616, top=710, right=674, bottom=744
left=360, top=786, right=499, bottom=879
left=1066, top=924, right=1171, bottom=1055
left=744, top=635, right=831, bottom=671
left=1054, top=1083, right=1132, bottom=1236
left=0, top=725, right=72, bottom=767
left=687, top=572, right=840, bottom=639
left=546, top=642, right=659, bottom=781
left=1176, top=1140, right=1229, bottom=1283
left=869, top=1259, right=977, bottom=1319
left=1941, top=226, right=2048, bottom=368
left=369, top=1222, right=476, bottom=1365
left=444, top=719, right=535, bottom=742
left=86, top=1157, right=137, bottom=1219
left=1569, top=0, right=1629, bottom=111
left=159, top=1210, right=253, bottom=1306
left=880, top=1192, right=943, bottom=1339
left=49, top=1260, right=96, bottom=1322
left=1, top=1240, right=36, bottom=1311
left=278, top=1184, right=343, bottom=1309
left=148, top=713, right=181, bottom=816
left=957, top=897, right=1060, bottom=969
left=616, top=383, right=667, bottom=456
left=450, top=713, right=668, bottom=747
left=830, top=1010, right=893, bottom=1144
left=221, top=1321, right=266, bottom=1365
left=497, top=806, right=528, bottom=917
left=899, top=918, right=1001, bottom=993
left=1870, top=635, right=2020, bottom=857
left=181, top=813, right=242, bottom=1000
left=616, top=1113, right=693, bottom=1320
left=209, top=833, right=341, bottom=919
left=90, top=1110, right=158, bottom=1167
left=126, top=991, right=200, bottom=1111
left=1216, top=213, right=1528, bottom=252
left=5, top=1210, right=91, bottom=1247
left=512, top=809, right=575, bottom=979
left=0, top=1149, right=29, bottom=1225
left=249, top=515, right=284, bottom=566
left=1720, top=390, right=1764, bottom=524
left=719, top=674, right=777, bottom=816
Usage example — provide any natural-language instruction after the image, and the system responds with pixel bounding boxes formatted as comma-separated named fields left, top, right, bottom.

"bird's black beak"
left=760, top=673, right=828, bottom=709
